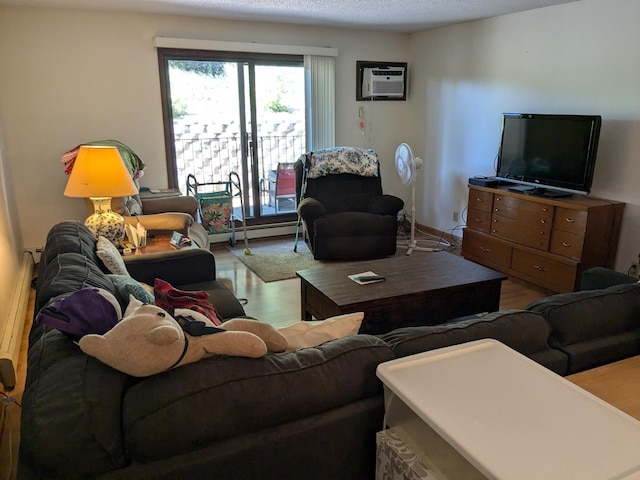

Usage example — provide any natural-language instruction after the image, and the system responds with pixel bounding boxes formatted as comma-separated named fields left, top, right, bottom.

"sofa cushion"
left=380, top=310, right=568, bottom=374
left=560, top=330, right=640, bottom=373
left=122, top=334, right=393, bottom=462
left=96, top=235, right=129, bottom=275
left=527, top=283, right=640, bottom=346
left=108, top=274, right=155, bottom=304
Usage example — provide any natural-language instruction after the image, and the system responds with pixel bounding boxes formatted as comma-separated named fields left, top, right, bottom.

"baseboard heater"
left=0, top=251, right=34, bottom=390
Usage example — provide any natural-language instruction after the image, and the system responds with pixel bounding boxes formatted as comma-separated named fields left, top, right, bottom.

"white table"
left=377, top=339, right=640, bottom=480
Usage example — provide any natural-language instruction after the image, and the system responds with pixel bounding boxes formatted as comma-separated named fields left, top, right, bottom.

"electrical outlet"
left=453, top=211, right=459, bottom=222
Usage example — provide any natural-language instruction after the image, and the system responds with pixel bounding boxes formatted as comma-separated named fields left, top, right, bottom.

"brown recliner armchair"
left=295, top=147, right=403, bottom=261
left=86, top=188, right=209, bottom=249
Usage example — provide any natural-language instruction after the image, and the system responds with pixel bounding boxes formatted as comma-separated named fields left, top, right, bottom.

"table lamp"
left=64, top=145, right=138, bottom=245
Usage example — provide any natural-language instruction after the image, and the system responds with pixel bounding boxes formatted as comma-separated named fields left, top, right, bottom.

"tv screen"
left=495, top=113, right=601, bottom=196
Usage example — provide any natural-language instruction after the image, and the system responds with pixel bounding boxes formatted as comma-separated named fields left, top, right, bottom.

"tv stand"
left=462, top=185, right=624, bottom=293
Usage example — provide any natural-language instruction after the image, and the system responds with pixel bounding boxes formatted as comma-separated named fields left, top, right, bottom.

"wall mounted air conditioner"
left=362, top=66, right=405, bottom=97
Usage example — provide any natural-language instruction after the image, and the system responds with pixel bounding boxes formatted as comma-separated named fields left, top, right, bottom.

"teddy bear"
left=79, top=296, right=288, bottom=377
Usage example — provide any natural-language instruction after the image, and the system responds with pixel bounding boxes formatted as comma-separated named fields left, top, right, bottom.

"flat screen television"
left=495, top=113, right=602, bottom=197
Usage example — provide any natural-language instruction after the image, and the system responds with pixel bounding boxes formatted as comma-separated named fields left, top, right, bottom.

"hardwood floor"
left=1, top=238, right=550, bottom=479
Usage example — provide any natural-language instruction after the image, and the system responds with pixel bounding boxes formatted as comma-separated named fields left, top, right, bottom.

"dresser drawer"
left=493, top=195, right=553, bottom=225
left=491, top=215, right=550, bottom=251
left=494, top=194, right=553, bottom=215
left=492, top=205, right=553, bottom=226
left=462, top=229, right=511, bottom=269
left=466, top=208, right=491, bottom=233
left=553, top=207, right=588, bottom=235
left=550, top=230, right=585, bottom=260
left=511, top=250, right=577, bottom=292
left=468, top=190, right=493, bottom=213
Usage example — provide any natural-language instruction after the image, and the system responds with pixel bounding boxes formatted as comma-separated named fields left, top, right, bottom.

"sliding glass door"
left=158, top=49, right=305, bottom=224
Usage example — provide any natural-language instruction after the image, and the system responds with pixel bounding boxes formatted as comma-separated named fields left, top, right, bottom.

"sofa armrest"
left=125, top=212, right=193, bottom=235
left=580, top=267, right=638, bottom=290
left=297, top=197, right=326, bottom=223
left=368, top=194, right=404, bottom=216
left=20, top=330, right=130, bottom=479
left=141, top=195, right=199, bottom=218
left=124, top=248, right=217, bottom=285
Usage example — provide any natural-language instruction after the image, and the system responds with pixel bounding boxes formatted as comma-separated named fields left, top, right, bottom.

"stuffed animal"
left=79, top=296, right=288, bottom=377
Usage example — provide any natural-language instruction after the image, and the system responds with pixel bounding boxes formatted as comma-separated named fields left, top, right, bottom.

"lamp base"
left=85, top=197, right=125, bottom=246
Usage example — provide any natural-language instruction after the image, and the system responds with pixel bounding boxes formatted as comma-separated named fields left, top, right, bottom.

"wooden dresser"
left=461, top=185, right=625, bottom=293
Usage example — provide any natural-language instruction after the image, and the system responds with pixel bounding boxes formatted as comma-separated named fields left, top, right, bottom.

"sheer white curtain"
left=304, top=55, right=335, bottom=151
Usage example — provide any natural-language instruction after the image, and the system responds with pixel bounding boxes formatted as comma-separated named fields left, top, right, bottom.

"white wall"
left=408, top=0, right=640, bottom=270
left=0, top=114, right=23, bottom=332
left=0, top=6, right=410, bottom=250
left=2, top=1, right=637, bottom=272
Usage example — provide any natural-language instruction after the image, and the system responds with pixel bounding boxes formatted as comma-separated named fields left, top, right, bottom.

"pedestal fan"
left=395, top=143, right=436, bottom=254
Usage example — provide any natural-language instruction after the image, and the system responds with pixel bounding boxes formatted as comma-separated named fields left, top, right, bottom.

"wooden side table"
left=126, top=234, right=197, bottom=256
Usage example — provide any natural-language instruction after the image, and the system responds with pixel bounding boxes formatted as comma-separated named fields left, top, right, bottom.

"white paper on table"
left=125, top=224, right=139, bottom=247
left=136, top=222, right=147, bottom=247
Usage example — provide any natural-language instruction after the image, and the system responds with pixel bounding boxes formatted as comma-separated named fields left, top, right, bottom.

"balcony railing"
left=175, top=133, right=305, bottom=216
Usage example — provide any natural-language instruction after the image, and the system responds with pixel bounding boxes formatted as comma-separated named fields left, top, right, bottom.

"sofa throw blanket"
left=303, top=147, right=379, bottom=179
left=153, top=278, right=222, bottom=326
left=61, top=139, right=146, bottom=179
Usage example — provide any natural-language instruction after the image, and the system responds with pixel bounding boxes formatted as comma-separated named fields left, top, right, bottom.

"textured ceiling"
left=0, top=0, right=578, bottom=32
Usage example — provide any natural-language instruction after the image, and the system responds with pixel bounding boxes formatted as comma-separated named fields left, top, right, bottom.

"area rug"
left=227, top=238, right=322, bottom=282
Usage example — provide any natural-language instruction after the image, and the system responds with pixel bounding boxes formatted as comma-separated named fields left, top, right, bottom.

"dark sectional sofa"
left=19, top=221, right=640, bottom=479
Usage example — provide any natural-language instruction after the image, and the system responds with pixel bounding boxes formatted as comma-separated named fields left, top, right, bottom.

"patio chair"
left=268, top=162, right=296, bottom=213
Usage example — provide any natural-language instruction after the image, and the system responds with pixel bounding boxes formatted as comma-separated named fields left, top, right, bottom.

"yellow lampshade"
left=64, top=145, right=138, bottom=245
left=64, top=145, right=138, bottom=198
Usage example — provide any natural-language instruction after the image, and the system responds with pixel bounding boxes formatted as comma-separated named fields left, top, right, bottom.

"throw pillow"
left=36, top=287, right=122, bottom=340
left=278, top=312, right=364, bottom=352
left=96, top=236, right=129, bottom=275
left=107, top=274, right=155, bottom=305
left=154, top=278, right=222, bottom=326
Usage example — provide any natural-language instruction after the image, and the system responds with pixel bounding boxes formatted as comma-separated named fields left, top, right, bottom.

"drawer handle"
left=562, top=242, right=571, bottom=247
left=533, top=265, right=549, bottom=272
left=480, top=247, right=492, bottom=252
left=540, top=219, right=546, bottom=224
left=492, top=229, right=497, bottom=233
left=542, top=208, right=548, bottom=212
left=496, top=197, right=502, bottom=201
left=565, top=218, right=576, bottom=223
left=474, top=218, right=483, bottom=223
left=494, top=208, right=500, bottom=212
left=476, top=198, right=485, bottom=203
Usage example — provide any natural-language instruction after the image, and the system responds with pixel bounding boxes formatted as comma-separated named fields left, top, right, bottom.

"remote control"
left=355, top=275, right=386, bottom=282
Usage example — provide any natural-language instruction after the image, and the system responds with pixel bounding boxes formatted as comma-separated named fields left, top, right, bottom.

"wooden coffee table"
left=296, top=252, right=507, bottom=334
